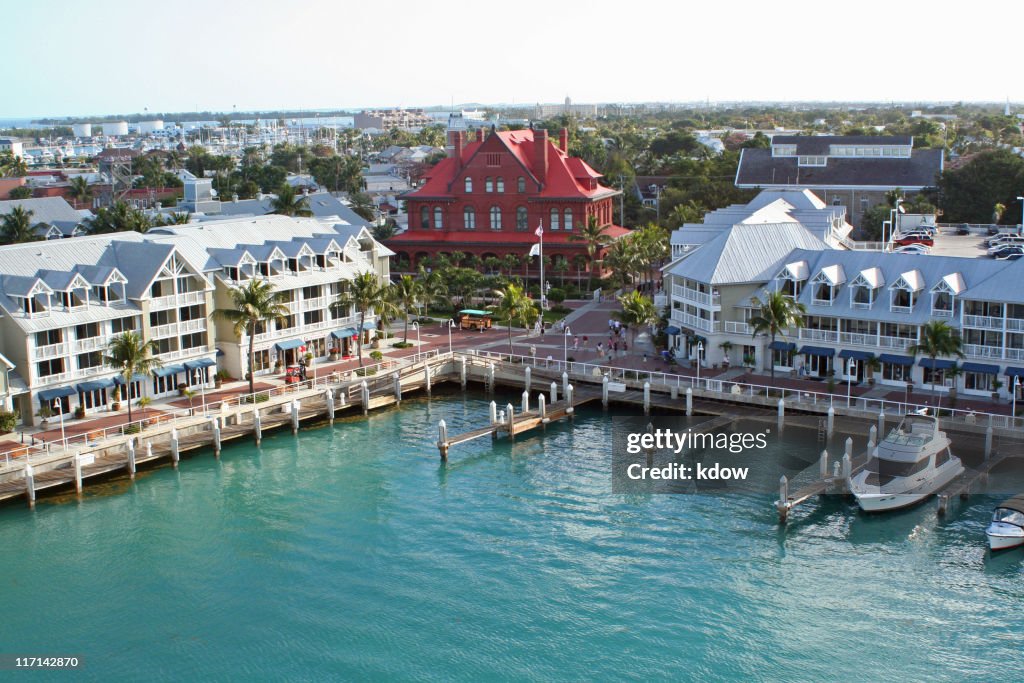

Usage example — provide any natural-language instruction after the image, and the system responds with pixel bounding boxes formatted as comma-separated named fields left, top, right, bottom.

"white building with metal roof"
left=0, top=215, right=392, bottom=425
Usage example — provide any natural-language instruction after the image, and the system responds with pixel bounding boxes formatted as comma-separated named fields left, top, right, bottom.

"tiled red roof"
left=388, top=224, right=630, bottom=245
left=409, top=129, right=614, bottom=201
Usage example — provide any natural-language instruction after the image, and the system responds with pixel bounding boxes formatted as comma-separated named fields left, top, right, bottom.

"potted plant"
left=742, top=354, right=755, bottom=369
left=37, top=403, right=53, bottom=426
left=865, top=356, right=881, bottom=386
left=214, top=370, right=227, bottom=389
left=183, top=389, right=197, bottom=416
left=273, top=358, right=283, bottom=372
left=111, top=386, right=122, bottom=411
left=137, top=396, right=153, bottom=426
left=329, top=346, right=340, bottom=361
left=176, top=382, right=188, bottom=397
left=304, top=352, right=314, bottom=365
left=74, top=404, right=86, bottom=420
left=946, top=366, right=962, bottom=402
left=992, top=379, right=1004, bottom=402
left=369, top=350, right=384, bottom=364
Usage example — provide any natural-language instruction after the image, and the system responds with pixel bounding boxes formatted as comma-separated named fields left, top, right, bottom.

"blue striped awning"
left=799, top=345, right=835, bottom=357
left=879, top=354, right=914, bottom=366
left=361, top=321, right=377, bottom=330
left=1006, top=367, right=1024, bottom=378
left=962, top=362, right=1000, bottom=375
left=918, top=358, right=956, bottom=370
left=76, top=378, right=116, bottom=392
left=665, top=326, right=681, bottom=335
left=275, top=338, right=305, bottom=351
left=838, top=349, right=874, bottom=361
left=114, top=373, right=147, bottom=385
left=330, top=327, right=357, bottom=340
left=183, top=358, right=217, bottom=370
left=769, top=341, right=796, bottom=351
left=152, top=364, right=185, bottom=378
left=38, top=385, right=77, bottom=402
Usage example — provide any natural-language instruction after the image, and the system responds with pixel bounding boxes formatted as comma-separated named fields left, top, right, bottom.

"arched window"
left=433, top=207, right=443, bottom=229
left=496, top=177, right=505, bottom=193
left=517, top=176, right=526, bottom=193
left=485, top=177, right=493, bottom=193
left=489, top=206, right=502, bottom=230
left=420, top=206, right=429, bottom=230
left=464, top=177, right=472, bottom=193
left=550, top=208, right=560, bottom=231
left=563, top=208, right=573, bottom=231
left=464, top=207, right=476, bottom=230
left=516, top=207, right=528, bottom=230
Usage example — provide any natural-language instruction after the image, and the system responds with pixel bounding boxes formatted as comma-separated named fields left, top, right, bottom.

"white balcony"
left=150, top=290, right=207, bottom=310
left=1007, top=318, right=1024, bottom=332
left=76, top=336, right=110, bottom=352
left=839, top=331, right=875, bottom=346
left=158, top=345, right=212, bottom=361
left=150, top=294, right=177, bottom=310
left=723, top=321, right=753, bottom=335
left=78, top=364, right=112, bottom=378
left=850, top=301, right=873, bottom=310
left=302, top=296, right=330, bottom=311
left=36, top=371, right=73, bottom=385
left=671, top=284, right=719, bottom=308
left=963, top=314, right=1003, bottom=330
left=1006, top=348, right=1024, bottom=360
left=35, top=342, right=69, bottom=360
left=799, top=328, right=839, bottom=343
left=151, top=323, right=178, bottom=339
left=931, top=308, right=954, bottom=318
left=878, top=335, right=914, bottom=350
left=179, top=318, right=206, bottom=333
left=890, top=305, right=912, bottom=315
left=178, top=291, right=205, bottom=305
left=670, top=310, right=720, bottom=333
left=964, top=343, right=1004, bottom=360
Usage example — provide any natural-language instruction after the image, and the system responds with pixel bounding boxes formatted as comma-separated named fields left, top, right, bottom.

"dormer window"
left=930, top=273, right=964, bottom=318
left=810, top=265, right=845, bottom=306
left=812, top=281, right=837, bottom=305
left=849, top=267, right=883, bottom=309
left=775, top=261, right=808, bottom=298
left=798, top=156, right=827, bottom=167
left=890, top=270, right=923, bottom=314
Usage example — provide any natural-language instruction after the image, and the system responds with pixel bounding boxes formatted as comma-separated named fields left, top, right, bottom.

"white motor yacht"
left=849, top=414, right=963, bottom=512
left=986, top=495, right=1024, bottom=551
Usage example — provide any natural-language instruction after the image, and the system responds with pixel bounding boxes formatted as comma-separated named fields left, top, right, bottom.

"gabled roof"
left=736, top=147, right=944, bottom=189
left=0, top=197, right=84, bottom=226
left=1, top=275, right=51, bottom=297
left=892, top=269, right=924, bottom=291
left=852, top=267, right=884, bottom=289
left=813, top=264, right=846, bottom=286
left=933, top=272, right=965, bottom=295
left=777, top=260, right=809, bottom=281
left=666, top=222, right=828, bottom=285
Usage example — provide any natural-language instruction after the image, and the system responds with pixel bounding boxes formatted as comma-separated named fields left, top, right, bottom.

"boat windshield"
left=863, top=456, right=932, bottom=487
left=883, top=420, right=935, bottom=447
left=993, top=508, right=1024, bottom=527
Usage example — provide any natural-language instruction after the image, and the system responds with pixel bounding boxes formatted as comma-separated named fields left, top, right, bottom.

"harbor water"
left=1, top=394, right=1021, bottom=681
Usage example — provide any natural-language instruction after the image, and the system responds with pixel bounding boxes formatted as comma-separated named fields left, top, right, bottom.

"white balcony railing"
left=151, top=323, right=178, bottom=339
left=157, top=345, right=212, bottom=362
left=36, top=371, right=73, bottom=386
left=932, top=308, right=954, bottom=318
left=76, top=336, right=110, bottom=352
left=723, top=321, right=753, bottom=335
left=671, top=284, right=719, bottom=308
left=150, top=294, right=177, bottom=310
left=1007, top=318, right=1024, bottom=332
left=671, top=310, right=720, bottom=333
left=35, top=342, right=69, bottom=360
left=850, top=301, right=873, bottom=310
left=839, top=331, right=876, bottom=346
left=1006, top=348, right=1024, bottom=361
left=878, top=336, right=914, bottom=350
left=964, top=344, right=1004, bottom=360
left=963, top=314, right=1003, bottom=330
left=302, top=296, right=330, bottom=311
left=150, top=290, right=206, bottom=310
left=890, top=305, right=912, bottom=315
left=179, top=319, right=206, bottom=333
left=799, top=328, right=839, bottom=343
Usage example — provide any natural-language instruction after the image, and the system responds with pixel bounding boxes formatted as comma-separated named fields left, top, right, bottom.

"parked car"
left=895, top=244, right=931, bottom=255
left=895, top=235, right=934, bottom=247
left=987, top=225, right=1001, bottom=236
left=994, top=247, right=1024, bottom=261
left=987, top=239, right=1024, bottom=254
left=956, top=224, right=971, bottom=235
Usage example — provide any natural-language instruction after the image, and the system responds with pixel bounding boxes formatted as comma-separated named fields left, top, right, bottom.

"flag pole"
left=539, top=221, right=545, bottom=310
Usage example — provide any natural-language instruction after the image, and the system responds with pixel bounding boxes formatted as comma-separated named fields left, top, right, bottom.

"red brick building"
left=388, top=125, right=626, bottom=272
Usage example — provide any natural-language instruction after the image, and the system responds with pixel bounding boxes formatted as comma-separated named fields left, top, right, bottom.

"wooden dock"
left=936, top=454, right=1010, bottom=516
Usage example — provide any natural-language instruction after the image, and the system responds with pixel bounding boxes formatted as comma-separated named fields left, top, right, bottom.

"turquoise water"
left=1, top=393, right=1022, bottom=681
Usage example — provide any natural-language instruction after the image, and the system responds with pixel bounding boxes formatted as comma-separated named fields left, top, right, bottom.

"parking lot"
left=927, top=232, right=991, bottom=258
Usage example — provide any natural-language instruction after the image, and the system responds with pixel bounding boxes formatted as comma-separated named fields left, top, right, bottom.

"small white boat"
left=986, top=496, right=1024, bottom=551
left=849, top=413, right=963, bottom=512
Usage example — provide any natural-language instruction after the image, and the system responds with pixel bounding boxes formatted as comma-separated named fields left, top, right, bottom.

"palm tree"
left=159, top=212, right=192, bottom=225
left=570, top=215, right=611, bottom=285
left=87, top=201, right=152, bottom=233
left=104, top=331, right=163, bottom=425
left=270, top=184, right=312, bottom=217
left=348, top=191, right=376, bottom=222
left=492, top=282, right=537, bottom=354
left=1, top=206, right=37, bottom=243
left=909, top=320, right=965, bottom=399
left=749, top=291, right=807, bottom=381
left=0, top=153, right=28, bottom=177
left=614, top=290, right=659, bottom=347
left=333, top=272, right=395, bottom=367
left=392, top=274, right=423, bottom=342
left=68, top=176, right=93, bottom=209
left=214, top=279, right=290, bottom=394
left=416, top=265, right=449, bottom=316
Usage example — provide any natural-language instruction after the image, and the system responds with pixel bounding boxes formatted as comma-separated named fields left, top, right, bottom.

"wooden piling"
left=777, top=475, right=789, bottom=523
left=521, top=390, right=530, bottom=415
left=460, top=357, right=467, bottom=389
left=826, top=406, right=835, bottom=437
left=361, top=380, right=370, bottom=415
left=74, top=452, right=83, bottom=493
left=253, top=409, right=262, bottom=446
left=525, top=366, right=532, bottom=394
left=566, top=385, right=574, bottom=418
left=24, top=463, right=35, bottom=508
left=844, top=437, right=853, bottom=458
left=127, top=439, right=136, bottom=478
left=171, top=428, right=180, bottom=465
left=212, top=418, right=221, bottom=457
left=507, top=403, right=516, bottom=442
left=819, top=450, right=829, bottom=478
left=985, top=425, right=993, bottom=459
left=562, top=372, right=569, bottom=399
left=550, top=381, right=557, bottom=406
left=686, top=387, right=693, bottom=416
left=602, top=374, right=609, bottom=408
left=777, top=398, right=784, bottom=430
left=325, top=389, right=335, bottom=424
left=643, top=382, right=651, bottom=415
left=877, top=409, right=885, bottom=437
left=437, top=419, right=449, bottom=461
left=424, top=361, right=431, bottom=396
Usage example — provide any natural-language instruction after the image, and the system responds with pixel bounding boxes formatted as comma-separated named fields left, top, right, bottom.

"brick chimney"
left=534, top=128, right=549, bottom=186
left=559, top=128, right=568, bottom=153
left=476, top=127, right=485, bottom=142
left=447, top=129, right=465, bottom=168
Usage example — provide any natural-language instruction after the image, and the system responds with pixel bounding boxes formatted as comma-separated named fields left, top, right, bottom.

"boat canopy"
left=997, top=495, right=1024, bottom=516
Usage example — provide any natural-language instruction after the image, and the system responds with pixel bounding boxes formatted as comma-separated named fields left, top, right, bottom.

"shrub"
left=0, top=409, right=17, bottom=434
left=369, top=350, right=384, bottom=362
left=356, top=367, right=378, bottom=376
left=392, top=341, right=413, bottom=349
left=547, top=287, right=566, bottom=304
left=550, top=304, right=571, bottom=315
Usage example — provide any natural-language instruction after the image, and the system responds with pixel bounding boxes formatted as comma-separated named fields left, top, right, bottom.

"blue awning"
left=838, top=349, right=874, bottom=361
left=879, top=354, right=914, bottom=366
left=275, top=338, right=306, bottom=351
left=114, top=373, right=147, bottom=385
left=361, top=321, right=377, bottom=330
left=1006, top=367, right=1024, bottom=378
left=183, top=358, right=217, bottom=370
left=962, top=362, right=1000, bottom=375
left=918, top=358, right=956, bottom=370
left=800, top=345, right=835, bottom=357
left=769, top=341, right=796, bottom=351
left=665, top=326, right=681, bottom=335
left=330, top=327, right=357, bottom=340
left=76, top=378, right=116, bottom=392
left=153, top=364, right=185, bottom=378
left=215, top=348, right=224, bottom=357
left=38, top=385, right=77, bottom=402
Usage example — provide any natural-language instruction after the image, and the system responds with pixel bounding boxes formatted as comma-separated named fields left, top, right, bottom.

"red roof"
left=409, top=128, right=614, bottom=201
left=388, top=224, right=630, bottom=246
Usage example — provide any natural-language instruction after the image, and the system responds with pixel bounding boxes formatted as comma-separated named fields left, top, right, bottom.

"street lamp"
left=447, top=319, right=456, bottom=356
left=563, top=326, right=572, bottom=367
left=847, top=359, right=857, bottom=407
left=696, top=342, right=704, bottom=386
left=194, top=369, right=207, bottom=416
left=55, top=399, right=66, bottom=451
left=1017, top=197, right=1024, bottom=233
left=888, top=199, right=905, bottom=250
left=1013, top=375, right=1021, bottom=425
left=411, top=321, right=421, bottom=362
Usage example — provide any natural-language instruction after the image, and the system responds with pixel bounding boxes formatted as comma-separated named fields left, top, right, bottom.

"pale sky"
left=3, top=0, right=1020, bottom=119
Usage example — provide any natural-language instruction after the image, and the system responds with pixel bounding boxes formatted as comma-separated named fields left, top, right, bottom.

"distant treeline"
left=32, top=110, right=368, bottom=125
left=1, top=127, right=74, bottom=139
